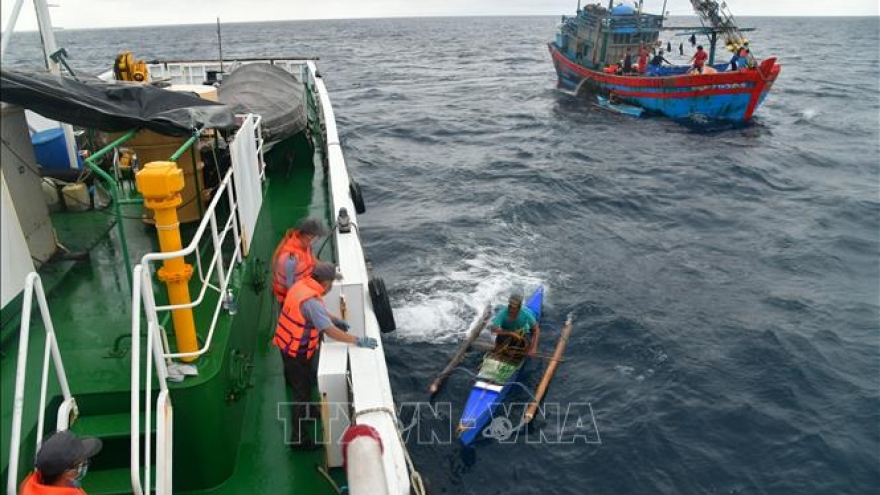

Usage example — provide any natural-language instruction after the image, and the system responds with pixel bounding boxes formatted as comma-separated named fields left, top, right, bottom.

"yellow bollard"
left=136, top=161, right=198, bottom=362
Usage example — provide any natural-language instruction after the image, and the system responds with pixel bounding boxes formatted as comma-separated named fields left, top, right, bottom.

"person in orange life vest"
left=690, top=45, right=708, bottom=74
left=19, top=430, right=102, bottom=495
left=271, top=218, right=328, bottom=304
left=273, top=262, right=378, bottom=450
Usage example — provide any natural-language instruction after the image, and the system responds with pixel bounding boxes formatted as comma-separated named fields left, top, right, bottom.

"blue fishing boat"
left=550, top=1, right=781, bottom=122
left=457, top=287, right=544, bottom=446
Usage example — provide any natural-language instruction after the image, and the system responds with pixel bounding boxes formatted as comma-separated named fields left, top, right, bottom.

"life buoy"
left=369, top=277, right=396, bottom=332
left=349, top=178, right=366, bottom=214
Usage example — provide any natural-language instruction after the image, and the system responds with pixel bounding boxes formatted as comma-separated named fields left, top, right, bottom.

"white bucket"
left=62, top=182, right=91, bottom=211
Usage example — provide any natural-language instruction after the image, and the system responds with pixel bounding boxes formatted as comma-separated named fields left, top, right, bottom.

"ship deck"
left=1, top=124, right=345, bottom=494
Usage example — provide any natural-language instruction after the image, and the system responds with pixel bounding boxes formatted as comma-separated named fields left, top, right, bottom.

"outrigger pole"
left=428, top=305, right=492, bottom=395
left=524, top=313, right=574, bottom=424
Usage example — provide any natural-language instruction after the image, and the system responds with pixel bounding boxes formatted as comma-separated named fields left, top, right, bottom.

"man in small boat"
left=490, top=293, right=540, bottom=360
left=19, top=430, right=102, bottom=494
left=271, top=218, right=328, bottom=304
left=274, top=262, right=378, bottom=450
left=690, top=45, right=708, bottom=74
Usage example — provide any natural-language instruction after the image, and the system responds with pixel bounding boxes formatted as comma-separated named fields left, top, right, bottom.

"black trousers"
left=280, top=350, right=319, bottom=442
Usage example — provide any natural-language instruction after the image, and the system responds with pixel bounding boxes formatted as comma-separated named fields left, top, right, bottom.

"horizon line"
left=4, top=13, right=878, bottom=32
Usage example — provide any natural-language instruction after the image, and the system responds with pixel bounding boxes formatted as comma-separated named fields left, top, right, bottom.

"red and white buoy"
left=342, top=424, right=387, bottom=495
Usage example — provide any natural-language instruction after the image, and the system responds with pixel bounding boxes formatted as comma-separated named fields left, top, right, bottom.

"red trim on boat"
left=549, top=43, right=779, bottom=91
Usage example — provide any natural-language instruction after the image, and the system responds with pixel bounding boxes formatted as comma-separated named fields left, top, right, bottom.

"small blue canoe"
left=457, top=286, right=544, bottom=446
left=595, top=95, right=644, bottom=117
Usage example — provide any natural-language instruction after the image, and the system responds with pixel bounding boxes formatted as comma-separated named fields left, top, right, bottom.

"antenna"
left=217, top=17, right=224, bottom=73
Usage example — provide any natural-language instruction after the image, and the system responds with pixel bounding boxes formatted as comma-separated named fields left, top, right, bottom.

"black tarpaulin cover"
left=0, top=69, right=236, bottom=136
left=218, top=63, right=307, bottom=143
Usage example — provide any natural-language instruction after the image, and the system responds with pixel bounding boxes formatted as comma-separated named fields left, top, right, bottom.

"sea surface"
left=6, top=15, right=880, bottom=495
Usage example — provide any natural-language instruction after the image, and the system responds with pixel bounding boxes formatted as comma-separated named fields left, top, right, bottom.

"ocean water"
left=5, top=15, right=880, bottom=495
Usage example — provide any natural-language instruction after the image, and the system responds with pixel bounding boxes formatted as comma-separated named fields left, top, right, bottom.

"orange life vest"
left=273, top=278, right=325, bottom=359
left=19, top=472, right=87, bottom=495
left=272, top=232, right=316, bottom=302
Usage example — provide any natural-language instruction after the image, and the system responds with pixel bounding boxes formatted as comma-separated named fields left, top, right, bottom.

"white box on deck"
left=317, top=342, right=350, bottom=468
left=323, top=282, right=367, bottom=339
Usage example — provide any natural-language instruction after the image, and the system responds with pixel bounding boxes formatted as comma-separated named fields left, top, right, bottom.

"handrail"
left=83, top=129, right=138, bottom=289
left=130, top=114, right=258, bottom=493
left=139, top=113, right=263, bottom=360
left=130, top=264, right=172, bottom=495
left=6, top=273, right=75, bottom=495
left=140, top=166, right=240, bottom=359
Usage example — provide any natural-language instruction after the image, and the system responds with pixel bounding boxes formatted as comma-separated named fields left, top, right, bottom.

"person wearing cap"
left=273, top=261, right=378, bottom=450
left=490, top=293, right=540, bottom=360
left=20, top=430, right=102, bottom=494
left=271, top=218, right=328, bottom=304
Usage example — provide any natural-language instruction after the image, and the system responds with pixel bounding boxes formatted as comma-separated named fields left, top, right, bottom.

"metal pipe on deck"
left=136, top=161, right=199, bottom=362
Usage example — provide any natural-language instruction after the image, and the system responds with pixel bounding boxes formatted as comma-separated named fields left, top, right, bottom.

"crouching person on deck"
left=20, top=430, right=103, bottom=494
left=274, top=262, right=378, bottom=450
left=491, top=293, right=540, bottom=360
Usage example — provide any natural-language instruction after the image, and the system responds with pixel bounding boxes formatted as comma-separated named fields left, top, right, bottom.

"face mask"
left=71, top=462, right=89, bottom=487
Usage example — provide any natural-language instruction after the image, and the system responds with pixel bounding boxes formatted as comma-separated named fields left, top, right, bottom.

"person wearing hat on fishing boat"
left=274, top=261, right=378, bottom=450
left=490, top=293, right=540, bottom=359
left=19, top=430, right=103, bottom=494
left=271, top=218, right=329, bottom=305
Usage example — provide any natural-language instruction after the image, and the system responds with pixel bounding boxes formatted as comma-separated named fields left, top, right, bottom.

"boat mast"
left=33, top=0, right=62, bottom=75
left=0, top=0, right=27, bottom=57
left=598, top=0, right=614, bottom=66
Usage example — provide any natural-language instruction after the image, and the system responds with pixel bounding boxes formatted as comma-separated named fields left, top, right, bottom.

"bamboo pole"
left=524, top=313, right=574, bottom=424
left=428, top=304, right=492, bottom=395
left=469, top=341, right=565, bottom=362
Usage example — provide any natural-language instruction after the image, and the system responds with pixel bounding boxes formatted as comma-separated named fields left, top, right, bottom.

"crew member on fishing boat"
left=19, top=431, right=102, bottom=494
left=274, top=262, right=378, bottom=450
left=491, top=293, right=540, bottom=358
left=271, top=218, right=328, bottom=303
left=690, top=45, right=708, bottom=74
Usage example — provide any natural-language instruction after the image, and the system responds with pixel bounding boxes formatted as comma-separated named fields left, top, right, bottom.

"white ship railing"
left=129, top=265, right=172, bottom=495
left=6, top=273, right=77, bottom=495
left=129, top=114, right=264, bottom=494
left=146, top=59, right=309, bottom=86
left=307, top=60, right=416, bottom=495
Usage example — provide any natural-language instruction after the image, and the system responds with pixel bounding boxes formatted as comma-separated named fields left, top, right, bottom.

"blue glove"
left=333, top=318, right=350, bottom=331
left=356, top=336, right=378, bottom=349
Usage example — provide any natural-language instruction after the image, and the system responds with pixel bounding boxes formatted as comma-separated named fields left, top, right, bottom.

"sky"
left=2, top=0, right=878, bottom=31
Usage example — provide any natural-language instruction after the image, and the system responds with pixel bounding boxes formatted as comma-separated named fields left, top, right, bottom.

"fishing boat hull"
left=458, top=286, right=543, bottom=446
left=550, top=43, right=780, bottom=122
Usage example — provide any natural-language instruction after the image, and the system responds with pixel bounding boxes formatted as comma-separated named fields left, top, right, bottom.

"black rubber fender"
left=349, top=178, right=366, bottom=214
left=369, top=277, right=396, bottom=332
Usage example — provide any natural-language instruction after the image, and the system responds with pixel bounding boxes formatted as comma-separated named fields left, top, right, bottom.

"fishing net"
left=477, top=356, right=520, bottom=384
